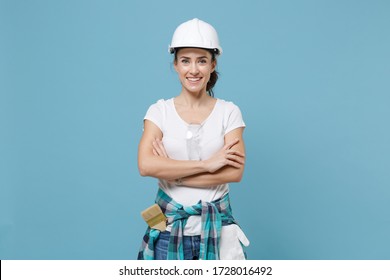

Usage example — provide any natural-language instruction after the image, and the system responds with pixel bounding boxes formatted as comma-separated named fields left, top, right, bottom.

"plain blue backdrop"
left=1, top=0, right=389, bottom=259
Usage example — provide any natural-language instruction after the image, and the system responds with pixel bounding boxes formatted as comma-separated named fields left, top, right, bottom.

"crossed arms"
left=138, top=120, right=245, bottom=187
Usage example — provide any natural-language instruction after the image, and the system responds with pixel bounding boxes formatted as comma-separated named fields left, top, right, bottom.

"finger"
left=226, top=159, right=243, bottom=169
left=152, top=148, right=158, bottom=156
left=224, top=138, right=239, bottom=150
left=153, top=139, right=168, bottom=158
left=225, top=138, right=239, bottom=149
left=226, top=154, right=245, bottom=164
left=152, top=140, right=163, bottom=156
left=226, top=149, right=245, bottom=158
left=156, top=139, right=168, bottom=158
left=158, top=139, right=168, bottom=158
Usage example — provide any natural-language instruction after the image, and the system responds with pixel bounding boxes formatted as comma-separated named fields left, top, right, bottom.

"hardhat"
left=168, top=18, right=223, bottom=56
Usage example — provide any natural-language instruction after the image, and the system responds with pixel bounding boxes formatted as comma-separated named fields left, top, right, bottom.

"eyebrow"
left=179, top=56, right=209, bottom=59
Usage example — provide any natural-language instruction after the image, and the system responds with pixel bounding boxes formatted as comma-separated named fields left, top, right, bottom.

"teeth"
left=187, top=78, right=201, bottom=81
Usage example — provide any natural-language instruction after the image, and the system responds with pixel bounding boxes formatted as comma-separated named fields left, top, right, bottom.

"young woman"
left=137, top=18, right=249, bottom=260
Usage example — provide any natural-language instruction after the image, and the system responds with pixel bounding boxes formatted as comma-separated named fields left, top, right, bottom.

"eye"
left=199, top=59, right=207, bottom=64
left=181, top=59, right=189, bottom=64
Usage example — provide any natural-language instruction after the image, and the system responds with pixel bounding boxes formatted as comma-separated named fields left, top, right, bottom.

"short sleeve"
left=143, top=99, right=165, bottom=132
left=224, top=102, right=246, bottom=135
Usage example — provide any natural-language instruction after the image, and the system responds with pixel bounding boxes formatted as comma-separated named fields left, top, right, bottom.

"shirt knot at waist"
left=138, top=189, right=237, bottom=260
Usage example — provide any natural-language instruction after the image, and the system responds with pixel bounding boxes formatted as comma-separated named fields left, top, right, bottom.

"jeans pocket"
left=154, top=231, right=170, bottom=260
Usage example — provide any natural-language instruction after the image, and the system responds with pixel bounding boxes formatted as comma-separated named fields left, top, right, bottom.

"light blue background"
left=1, top=0, right=389, bottom=260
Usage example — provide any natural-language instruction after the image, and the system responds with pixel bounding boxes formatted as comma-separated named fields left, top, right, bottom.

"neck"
left=176, top=88, right=211, bottom=108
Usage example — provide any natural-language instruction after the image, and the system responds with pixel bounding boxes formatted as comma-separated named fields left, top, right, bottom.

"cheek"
left=178, top=70, right=187, bottom=79
left=204, top=68, right=213, bottom=80
left=173, top=63, right=179, bottom=73
left=174, top=68, right=184, bottom=78
left=175, top=65, right=186, bottom=75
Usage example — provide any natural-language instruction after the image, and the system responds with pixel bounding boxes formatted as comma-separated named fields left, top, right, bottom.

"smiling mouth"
left=186, top=77, right=202, bottom=82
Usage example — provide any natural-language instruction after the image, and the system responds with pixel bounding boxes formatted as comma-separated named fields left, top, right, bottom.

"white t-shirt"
left=144, top=98, right=245, bottom=235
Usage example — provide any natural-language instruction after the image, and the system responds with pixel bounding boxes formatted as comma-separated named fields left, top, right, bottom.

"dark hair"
left=174, top=48, right=219, bottom=97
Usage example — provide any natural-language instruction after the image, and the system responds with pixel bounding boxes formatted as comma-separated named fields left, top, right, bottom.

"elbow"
left=230, top=168, right=244, bottom=183
left=138, top=160, right=151, bottom=177
left=138, top=157, right=166, bottom=179
left=139, top=168, right=148, bottom=177
left=231, top=174, right=243, bottom=183
left=138, top=166, right=147, bottom=177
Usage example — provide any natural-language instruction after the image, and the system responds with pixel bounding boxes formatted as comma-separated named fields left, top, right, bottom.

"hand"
left=152, top=139, right=169, bottom=158
left=152, top=139, right=178, bottom=184
left=204, top=138, right=245, bottom=173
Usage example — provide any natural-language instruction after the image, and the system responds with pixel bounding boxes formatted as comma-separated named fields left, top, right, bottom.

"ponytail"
left=207, top=69, right=218, bottom=97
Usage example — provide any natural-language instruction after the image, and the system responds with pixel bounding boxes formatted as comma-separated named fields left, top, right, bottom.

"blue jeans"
left=154, top=231, right=201, bottom=260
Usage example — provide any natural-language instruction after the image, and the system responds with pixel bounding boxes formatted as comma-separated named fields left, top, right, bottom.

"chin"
left=186, top=87, right=206, bottom=95
left=184, top=84, right=207, bottom=93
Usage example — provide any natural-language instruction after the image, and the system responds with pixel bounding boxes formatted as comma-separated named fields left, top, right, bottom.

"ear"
left=211, top=60, right=217, bottom=73
left=173, top=60, right=179, bottom=73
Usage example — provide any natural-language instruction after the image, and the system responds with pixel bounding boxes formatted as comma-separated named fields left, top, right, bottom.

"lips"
left=186, top=77, right=202, bottom=82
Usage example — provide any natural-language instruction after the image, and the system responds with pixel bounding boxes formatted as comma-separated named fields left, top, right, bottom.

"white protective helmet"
left=168, top=18, right=223, bottom=56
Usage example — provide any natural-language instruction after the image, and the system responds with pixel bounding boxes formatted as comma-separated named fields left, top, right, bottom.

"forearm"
left=181, top=165, right=244, bottom=188
left=138, top=155, right=207, bottom=181
left=138, top=122, right=209, bottom=181
left=139, top=123, right=245, bottom=184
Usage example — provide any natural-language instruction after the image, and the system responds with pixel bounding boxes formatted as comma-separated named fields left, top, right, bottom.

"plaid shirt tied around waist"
left=137, top=188, right=237, bottom=260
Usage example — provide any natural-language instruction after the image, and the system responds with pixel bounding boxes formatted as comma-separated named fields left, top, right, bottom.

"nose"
left=189, top=62, right=199, bottom=75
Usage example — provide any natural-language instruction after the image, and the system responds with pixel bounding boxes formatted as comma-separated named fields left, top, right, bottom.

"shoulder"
left=216, top=98, right=242, bottom=113
left=216, top=98, right=245, bottom=132
left=145, top=98, right=174, bottom=114
left=144, top=99, right=175, bottom=131
left=148, top=98, right=172, bottom=109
